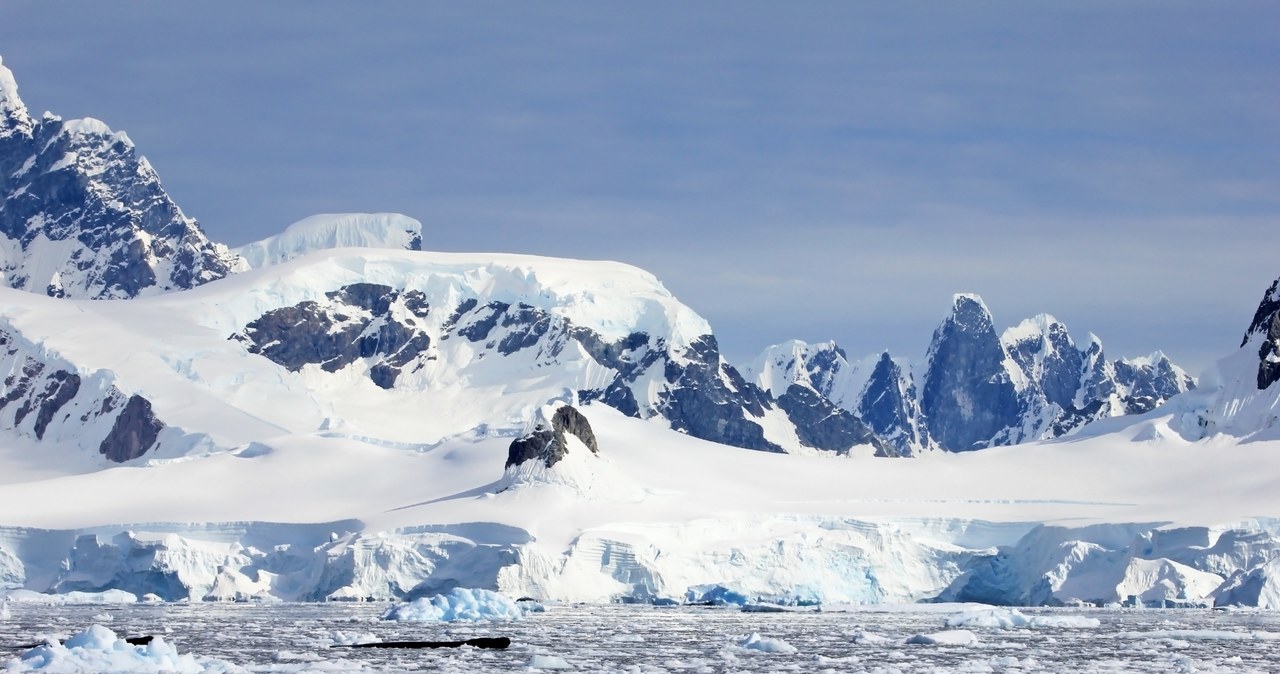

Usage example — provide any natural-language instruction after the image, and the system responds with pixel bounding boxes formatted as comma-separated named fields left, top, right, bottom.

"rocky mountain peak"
left=947, top=293, right=996, bottom=334
left=1243, top=277, right=1280, bottom=390
left=0, top=56, right=239, bottom=299
left=922, top=293, right=1021, bottom=451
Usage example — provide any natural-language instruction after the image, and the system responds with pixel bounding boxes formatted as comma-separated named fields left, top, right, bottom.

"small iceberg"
left=736, top=632, right=797, bottom=654
left=381, top=587, right=528, bottom=622
left=905, top=629, right=979, bottom=646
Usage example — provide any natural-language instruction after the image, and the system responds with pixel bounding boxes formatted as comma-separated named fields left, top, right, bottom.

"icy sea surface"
left=3, top=602, right=1280, bottom=673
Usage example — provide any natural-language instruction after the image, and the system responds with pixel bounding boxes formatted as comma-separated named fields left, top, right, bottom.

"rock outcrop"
left=1244, top=277, right=1280, bottom=391
left=506, top=405, right=599, bottom=469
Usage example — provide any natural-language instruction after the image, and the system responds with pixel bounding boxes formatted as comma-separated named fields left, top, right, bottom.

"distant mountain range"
left=0, top=54, right=1198, bottom=463
left=748, top=295, right=1194, bottom=454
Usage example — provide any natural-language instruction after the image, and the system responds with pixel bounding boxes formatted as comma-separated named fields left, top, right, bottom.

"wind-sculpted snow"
left=233, top=213, right=422, bottom=269
left=0, top=58, right=238, bottom=300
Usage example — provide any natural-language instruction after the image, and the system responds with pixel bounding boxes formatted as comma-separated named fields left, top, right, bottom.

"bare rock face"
left=98, top=395, right=164, bottom=463
left=920, top=295, right=1021, bottom=452
left=506, top=405, right=598, bottom=469
left=1243, top=278, right=1280, bottom=391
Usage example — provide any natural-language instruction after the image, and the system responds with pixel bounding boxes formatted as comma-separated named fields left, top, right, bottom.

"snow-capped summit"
left=0, top=56, right=238, bottom=299
left=234, top=213, right=423, bottom=269
left=0, top=56, right=33, bottom=140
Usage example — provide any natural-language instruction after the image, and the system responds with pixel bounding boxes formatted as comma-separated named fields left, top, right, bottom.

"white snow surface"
left=232, top=213, right=422, bottom=269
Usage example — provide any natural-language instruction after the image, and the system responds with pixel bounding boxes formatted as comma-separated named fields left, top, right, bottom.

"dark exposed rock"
left=457, top=301, right=508, bottom=342
left=34, top=370, right=80, bottom=439
left=1113, top=355, right=1195, bottom=414
left=775, top=384, right=887, bottom=455
left=1004, top=318, right=1083, bottom=412
left=856, top=352, right=927, bottom=456
left=1259, top=311, right=1280, bottom=391
left=1243, top=278, right=1280, bottom=346
left=921, top=296, right=1022, bottom=452
left=234, top=284, right=432, bottom=388
left=497, top=304, right=553, bottom=355
left=98, top=394, right=164, bottom=462
left=659, top=335, right=780, bottom=453
left=506, top=405, right=600, bottom=469
left=1244, top=278, right=1280, bottom=391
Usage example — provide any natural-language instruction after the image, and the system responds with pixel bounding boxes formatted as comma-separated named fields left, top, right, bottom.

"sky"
left=0, top=2, right=1276, bottom=373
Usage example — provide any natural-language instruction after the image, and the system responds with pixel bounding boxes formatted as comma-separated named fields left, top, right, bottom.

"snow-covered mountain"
left=0, top=248, right=890, bottom=466
left=0, top=56, right=238, bottom=299
left=748, top=294, right=1195, bottom=454
left=0, top=52, right=1277, bottom=610
left=0, top=57, right=886, bottom=460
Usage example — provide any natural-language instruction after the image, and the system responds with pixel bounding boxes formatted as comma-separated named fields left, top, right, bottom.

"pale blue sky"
left=1, top=2, right=1276, bottom=373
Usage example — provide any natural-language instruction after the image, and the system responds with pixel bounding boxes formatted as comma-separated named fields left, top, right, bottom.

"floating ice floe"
left=736, top=632, right=797, bottom=654
left=850, top=630, right=892, bottom=644
left=1, top=589, right=138, bottom=605
left=944, top=607, right=1100, bottom=629
left=526, top=654, right=573, bottom=669
left=380, top=587, right=529, bottom=622
left=904, top=629, right=979, bottom=646
left=1116, top=629, right=1280, bottom=641
left=3, top=624, right=243, bottom=673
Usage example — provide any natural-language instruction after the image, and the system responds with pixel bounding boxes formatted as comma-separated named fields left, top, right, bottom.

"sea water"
left=2, top=602, right=1278, bottom=672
